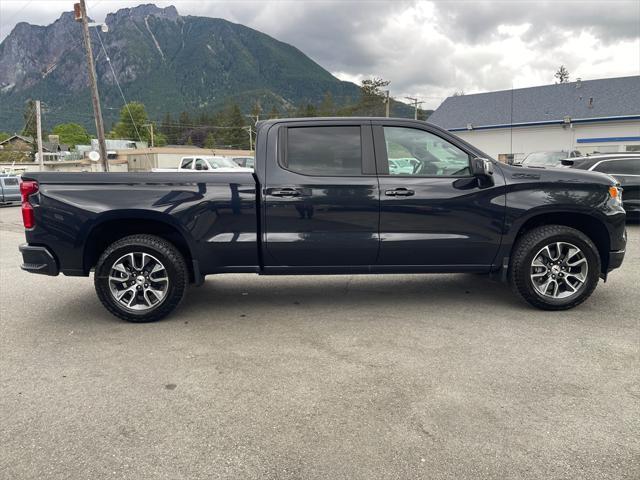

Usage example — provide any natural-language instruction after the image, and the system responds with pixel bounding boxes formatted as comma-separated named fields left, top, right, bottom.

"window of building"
left=284, top=126, right=362, bottom=176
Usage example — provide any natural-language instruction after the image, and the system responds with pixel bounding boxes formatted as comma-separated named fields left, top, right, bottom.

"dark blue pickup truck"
left=19, top=118, right=626, bottom=322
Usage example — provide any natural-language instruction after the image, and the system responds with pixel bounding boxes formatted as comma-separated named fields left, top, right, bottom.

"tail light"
left=20, top=180, right=39, bottom=229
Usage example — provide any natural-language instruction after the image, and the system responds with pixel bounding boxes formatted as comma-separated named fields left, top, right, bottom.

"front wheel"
left=509, top=225, right=601, bottom=310
left=94, top=235, right=188, bottom=322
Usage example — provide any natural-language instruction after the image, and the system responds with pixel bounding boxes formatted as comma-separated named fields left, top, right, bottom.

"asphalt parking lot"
left=0, top=205, right=638, bottom=480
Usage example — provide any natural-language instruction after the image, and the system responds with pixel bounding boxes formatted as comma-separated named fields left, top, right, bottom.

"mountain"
left=1, top=4, right=413, bottom=132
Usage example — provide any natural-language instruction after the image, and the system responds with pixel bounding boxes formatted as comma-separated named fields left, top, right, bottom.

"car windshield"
left=208, top=157, right=241, bottom=169
left=522, top=151, right=568, bottom=167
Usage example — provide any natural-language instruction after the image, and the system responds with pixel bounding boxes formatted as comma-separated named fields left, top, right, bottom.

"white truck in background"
left=152, top=156, right=253, bottom=173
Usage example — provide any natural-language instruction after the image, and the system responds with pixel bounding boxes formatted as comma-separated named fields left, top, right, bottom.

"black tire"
left=509, top=225, right=601, bottom=310
left=94, top=235, right=188, bottom=322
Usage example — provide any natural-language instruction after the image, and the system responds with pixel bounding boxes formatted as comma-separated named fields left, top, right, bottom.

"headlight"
left=609, top=186, right=623, bottom=206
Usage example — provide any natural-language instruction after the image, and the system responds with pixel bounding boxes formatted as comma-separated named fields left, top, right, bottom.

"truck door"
left=373, top=122, right=505, bottom=269
left=263, top=121, right=380, bottom=268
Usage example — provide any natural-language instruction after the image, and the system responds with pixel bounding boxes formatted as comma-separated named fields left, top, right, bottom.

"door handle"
left=385, top=188, right=414, bottom=197
left=270, top=188, right=301, bottom=197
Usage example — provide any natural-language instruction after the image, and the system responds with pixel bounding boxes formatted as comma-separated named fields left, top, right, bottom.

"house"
left=428, top=75, right=640, bottom=162
left=120, top=146, right=253, bottom=171
left=0, top=134, right=37, bottom=162
left=0, top=134, right=71, bottom=162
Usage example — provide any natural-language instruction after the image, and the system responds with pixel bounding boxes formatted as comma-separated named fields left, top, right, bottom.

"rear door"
left=263, top=121, right=380, bottom=268
left=373, top=122, right=505, bottom=269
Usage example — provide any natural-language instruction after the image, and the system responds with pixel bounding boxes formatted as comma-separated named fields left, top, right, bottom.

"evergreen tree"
left=204, top=132, right=216, bottom=149
left=110, top=102, right=155, bottom=143
left=318, top=92, right=335, bottom=117
left=268, top=106, right=280, bottom=119
left=554, top=65, right=569, bottom=84
left=220, top=104, right=248, bottom=149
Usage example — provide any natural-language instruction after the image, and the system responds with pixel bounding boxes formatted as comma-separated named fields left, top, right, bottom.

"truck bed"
left=21, top=171, right=260, bottom=278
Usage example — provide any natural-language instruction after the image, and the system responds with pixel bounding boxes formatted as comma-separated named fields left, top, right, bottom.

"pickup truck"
left=152, top=155, right=253, bottom=173
left=19, top=117, right=626, bottom=322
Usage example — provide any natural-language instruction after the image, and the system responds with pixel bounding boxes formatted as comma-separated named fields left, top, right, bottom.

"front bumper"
left=19, top=244, right=59, bottom=276
left=608, top=249, right=625, bottom=272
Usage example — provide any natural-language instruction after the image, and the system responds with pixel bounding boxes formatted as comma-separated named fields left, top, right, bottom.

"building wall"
left=454, top=120, right=640, bottom=161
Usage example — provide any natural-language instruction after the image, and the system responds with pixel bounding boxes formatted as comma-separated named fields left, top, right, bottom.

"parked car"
left=231, top=156, right=255, bottom=169
left=18, top=118, right=626, bottom=322
left=0, top=175, right=20, bottom=204
left=518, top=150, right=582, bottom=168
left=562, top=154, right=640, bottom=219
left=153, top=156, right=253, bottom=173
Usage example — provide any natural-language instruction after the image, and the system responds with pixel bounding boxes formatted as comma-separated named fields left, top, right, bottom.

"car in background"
left=562, top=154, right=640, bottom=219
left=517, top=150, right=582, bottom=168
left=231, top=156, right=255, bottom=169
left=153, top=156, right=253, bottom=173
left=0, top=175, right=20, bottom=204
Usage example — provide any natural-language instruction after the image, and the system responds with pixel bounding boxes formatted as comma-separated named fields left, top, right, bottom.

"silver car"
left=0, top=175, right=20, bottom=204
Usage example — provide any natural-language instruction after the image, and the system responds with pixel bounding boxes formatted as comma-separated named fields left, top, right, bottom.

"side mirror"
left=561, top=159, right=575, bottom=167
left=471, top=157, right=494, bottom=177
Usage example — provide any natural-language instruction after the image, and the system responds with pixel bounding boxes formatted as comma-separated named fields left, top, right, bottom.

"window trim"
left=278, top=124, right=375, bottom=177
left=373, top=124, right=475, bottom=178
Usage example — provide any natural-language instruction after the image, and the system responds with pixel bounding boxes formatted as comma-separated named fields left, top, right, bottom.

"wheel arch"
left=511, top=211, right=611, bottom=273
left=82, top=213, right=197, bottom=281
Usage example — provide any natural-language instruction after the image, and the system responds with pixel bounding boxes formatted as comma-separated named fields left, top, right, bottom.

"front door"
left=263, top=122, right=380, bottom=268
left=373, top=122, right=505, bottom=269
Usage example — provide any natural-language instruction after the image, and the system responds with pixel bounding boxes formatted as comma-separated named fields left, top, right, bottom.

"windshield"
left=207, top=157, right=241, bottom=169
left=522, top=151, right=568, bottom=167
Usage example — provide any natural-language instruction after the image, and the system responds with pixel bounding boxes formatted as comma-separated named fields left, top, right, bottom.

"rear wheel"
left=94, top=235, right=188, bottom=322
left=509, top=225, right=601, bottom=310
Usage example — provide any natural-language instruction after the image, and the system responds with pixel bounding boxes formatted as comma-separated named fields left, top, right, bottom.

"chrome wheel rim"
left=530, top=242, right=588, bottom=299
left=108, top=252, right=169, bottom=311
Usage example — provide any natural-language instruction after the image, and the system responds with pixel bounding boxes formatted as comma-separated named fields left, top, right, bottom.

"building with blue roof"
left=428, top=75, right=640, bottom=162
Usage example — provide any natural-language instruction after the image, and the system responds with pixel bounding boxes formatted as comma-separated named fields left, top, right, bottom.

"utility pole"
left=245, top=114, right=258, bottom=152
left=405, top=96, right=424, bottom=120
left=247, top=126, right=253, bottom=152
left=35, top=100, right=44, bottom=170
left=143, top=123, right=154, bottom=147
left=384, top=90, right=390, bottom=117
left=76, top=0, right=108, bottom=172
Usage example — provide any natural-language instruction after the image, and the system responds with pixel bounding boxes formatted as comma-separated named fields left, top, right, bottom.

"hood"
left=501, top=163, right=618, bottom=187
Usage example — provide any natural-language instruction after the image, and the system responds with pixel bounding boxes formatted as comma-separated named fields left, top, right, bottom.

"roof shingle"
left=428, top=76, right=640, bottom=130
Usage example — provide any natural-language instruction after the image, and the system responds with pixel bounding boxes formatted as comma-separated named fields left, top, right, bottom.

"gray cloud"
left=1, top=0, right=638, bottom=109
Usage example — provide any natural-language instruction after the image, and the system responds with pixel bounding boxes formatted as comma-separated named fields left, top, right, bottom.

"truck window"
left=284, top=126, right=362, bottom=176
left=180, top=158, right=194, bottom=169
left=382, top=127, right=471, bottom=176
left=194, top=158, right=209, bottom=171
left=593, top=159, right=640, bottom=175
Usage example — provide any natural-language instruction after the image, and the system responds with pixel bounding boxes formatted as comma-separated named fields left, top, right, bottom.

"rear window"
left=284, top=126, right=362, bottom=176
left=2, top=178, right=18, bottom=186
left=593, top=159, right=640, bottom=175
left=180, top=158, right=193, bottom=169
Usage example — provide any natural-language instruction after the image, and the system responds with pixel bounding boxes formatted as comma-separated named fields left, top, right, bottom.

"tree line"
left=2, top=78, right=431, bottom=153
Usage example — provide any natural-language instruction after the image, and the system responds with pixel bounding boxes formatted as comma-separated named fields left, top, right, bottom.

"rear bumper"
left=19, top=244, right=59, bottom=276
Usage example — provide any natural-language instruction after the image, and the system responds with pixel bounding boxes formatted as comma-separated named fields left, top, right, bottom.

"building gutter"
left=447, top=114, right=640, bottom=132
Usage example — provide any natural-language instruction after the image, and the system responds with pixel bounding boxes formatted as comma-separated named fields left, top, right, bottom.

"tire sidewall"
left=95, top=240, right=186, bottom=321
left=517, top=231, right=600, bottom=308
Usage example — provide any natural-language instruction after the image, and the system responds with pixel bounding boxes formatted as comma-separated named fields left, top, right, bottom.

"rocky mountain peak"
left=105, top=4, right=179, bottom=24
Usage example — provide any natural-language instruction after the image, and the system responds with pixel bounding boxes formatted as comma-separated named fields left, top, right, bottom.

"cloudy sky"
left=1, top=0, right=639, bottom=108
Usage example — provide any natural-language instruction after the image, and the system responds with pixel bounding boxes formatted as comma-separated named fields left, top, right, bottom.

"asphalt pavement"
left=1, top=205, right=638, bottom=479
